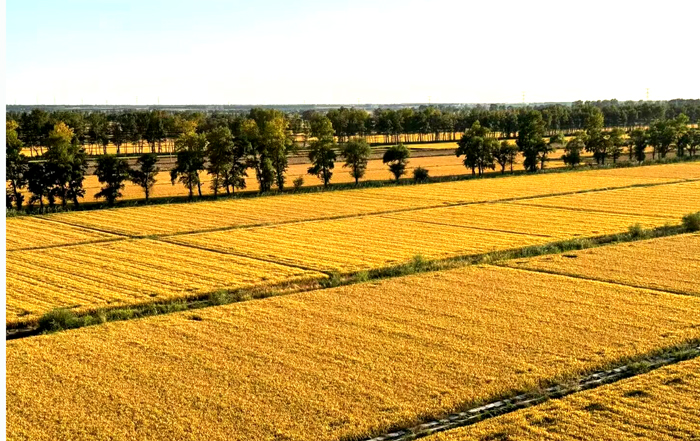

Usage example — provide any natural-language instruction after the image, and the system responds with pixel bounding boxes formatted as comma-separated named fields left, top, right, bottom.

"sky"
left=5, top=0, right=700, bottom=105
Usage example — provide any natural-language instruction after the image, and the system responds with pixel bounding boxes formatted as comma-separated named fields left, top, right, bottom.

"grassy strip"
left=11, top=215, right=696, bottom=337
left=8, top=155, right=699, bottom=218
left=346, top=340, right=700, bottom=441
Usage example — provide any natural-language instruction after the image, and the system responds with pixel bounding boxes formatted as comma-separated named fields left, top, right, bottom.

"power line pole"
left=646, top=88, right=650, bottom=101
left=522, top=91, right=525, bottom=105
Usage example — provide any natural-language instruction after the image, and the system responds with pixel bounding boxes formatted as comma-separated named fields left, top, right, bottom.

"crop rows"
left=516, top=180, right=700, bottom=219
left=504, top=233, right=700, bottom=296
left=6, top=239, right=325, bottom=325
left=5, top=217, right=119, bottom=251
left=6, top=265, right=700, bottom=441
left=427, top=357, right=700, bottom=441
left=30, top=163, right=693, bottom=238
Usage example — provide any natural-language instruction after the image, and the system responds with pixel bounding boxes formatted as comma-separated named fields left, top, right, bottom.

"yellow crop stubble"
left=6, top=217, right=120, bottom=251
left=5, top=239, right=325, bottom=325
left=426, top=357, right=700, bottom=441
left=504, top=233, right=700, bottom=296
left=6, top=265, right=700, bottom=441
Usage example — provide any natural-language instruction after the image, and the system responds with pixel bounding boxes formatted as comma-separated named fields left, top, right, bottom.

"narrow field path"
left=361, top=345, right=700, bottom=441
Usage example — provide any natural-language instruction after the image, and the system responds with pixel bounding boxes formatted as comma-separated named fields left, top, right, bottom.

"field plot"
left=7, top=265, right=700, bottom=441
left=6, top=239, right=324, bottom=325
left=384, top=203, right=668, bottom=239
left=5, top=217, right=120, bottom=251
left=504, top=233, right=700, bottom=296
left=427, top=357, right=700, bottom=441
left=168, top=215, right=555, bottom=272
left=38, top=164, right=686, bottom=237
left=515, top=180, right=700, bottom=219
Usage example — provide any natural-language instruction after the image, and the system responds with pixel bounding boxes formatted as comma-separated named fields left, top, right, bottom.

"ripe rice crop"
left=5, top=239, right=324, bottom=325
left=426, top=357, right=700, bottom=441
left=384, top=202, right=668, bottom=240
left=6, top=217, right=119, bottom=251
left=38, top=164, right=686, bottom=237
left=6, top=265, right=700, bottom=441
left=504, top=233, right=700, bottom=296
left=515, top=180, right=700, bottom=220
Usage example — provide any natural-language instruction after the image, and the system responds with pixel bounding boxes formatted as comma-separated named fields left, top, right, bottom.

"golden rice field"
left=7, top=265, right=700, bottom=441
left=6, top=239, right=325, bottom=325
left=25, top=163, right=694, bottom=238
left=169, top=204, right=670, bottom=272
left=516, top=180, right=700, bottom=219
left=427, top=357, right=700, bottom=441
left=504, top=233, right=700, bottom=296
left=5, top=217, right=120, bottom=251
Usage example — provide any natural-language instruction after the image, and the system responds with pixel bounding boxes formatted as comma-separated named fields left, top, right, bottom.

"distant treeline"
left=7, top=99, right=700, bottom=156
left=6, top=103, right=700, bottom=213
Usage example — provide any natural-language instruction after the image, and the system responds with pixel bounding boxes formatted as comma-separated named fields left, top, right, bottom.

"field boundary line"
left=34, top=215, right=133, bottom=238
left=378, top=215, right=557, bottom=238
left=7, top=237, right=128, bottom=253
left=154, top=179, right=693, bottom=239
left=358, top=344, right=700, bottom=441
left=492, top=264, right=700, bottom=298
left=505, top=201, right=684, bottom=220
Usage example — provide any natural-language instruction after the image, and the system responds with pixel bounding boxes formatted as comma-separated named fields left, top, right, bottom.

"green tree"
left=171, top=132, right=207, bottom=198
left=307, top=140, right=336, bottom=188
left=129, top=153, right=160, bottom=201
left=383, top=144, right=410, bottom=181
left=516, top=111, right=547, bottom=172
left=541, top=133, right=564, bottom=170
left=456, top=121, right=496, bottom=176
left=205, top=127, right=248, bottom=196
left=43, top=123, right=88, bottom=208
left=495, top=141, right=518, bottom=174
left=340, top=138, right=372, bottom=185
left=6, top=121, right=29, bottom=210
left=26, top=162, right=52, bottom=211
left=629, top=128, right=648, bottom=162
left=607, top=128, right=626, bottom=164
left=562, top=135, right=584, bottom=168
left=94, top=155, right=130, bottom=206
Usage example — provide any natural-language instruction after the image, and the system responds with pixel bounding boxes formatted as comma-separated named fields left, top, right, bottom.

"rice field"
left=6, top=239, right=325, bottom=325
left=504, top=233, right=700, bottom=296
left=28, top=163, right=693, bottom=238
left=426, top=357, right=700, bottom=441
left=6, top=265, right=700, bottom=441
left=5, top=216, right=120, bottom=251
left=515, top=180, right=700, bottom=219
left=169, top=204, right=670, bottom=273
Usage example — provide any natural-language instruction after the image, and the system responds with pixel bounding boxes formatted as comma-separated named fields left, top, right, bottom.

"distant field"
left=427, top=357, right=700, bottom=441
left=12, top=163, right=694, bottom=238
left=7, top=265, right=700, bottom=441
left=504, top=233, right=700, bottom=296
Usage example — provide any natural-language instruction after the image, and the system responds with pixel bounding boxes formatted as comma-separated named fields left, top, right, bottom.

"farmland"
left=6, top=239, right=325, bottom=325
left=504, top=233, right=700, bottom=296
left=14, top=162, right=696, bottom=238
left=426, top=357, right=700, bottom=441
left=7, top=265, right=700, bottom=441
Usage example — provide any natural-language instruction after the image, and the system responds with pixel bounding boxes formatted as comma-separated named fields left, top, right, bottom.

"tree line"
left=6, top=107, right=700, bottom=212
left=8, top=99, right=700, bottom=156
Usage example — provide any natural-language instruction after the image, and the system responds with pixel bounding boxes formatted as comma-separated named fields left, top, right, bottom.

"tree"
left=383, top=144, right=410, bottom=181
left=562, top=135, right=584, bottom=168
left=495, top=141, right=518, bottom=174
left=516, top=111, right=547, bottom=172
left=87, top=113, right=110, bottom=154
left=26, top=162, right=52, bottom=211
left=541, top=134, right=564, bottom=170
left=307, top=140, right=336, bottom=188
left=129, top=153, right=160, bottom=201
left=629, top=128, right=648, bottom=162
left=607, top=128, right=625, bottom=164
left=244, top=110, right=294, bottom=192
left=341, top=138, right=371, bottom=185
left=94, top=155, right=130, bottom=206
left=171, top=132, right=207, bottom=198
left=6, top=121, right=29, bottom=210
left=205, top=127, right=236, bottom=196
left=456, top=121, right=496, bottom=176
left=43, top=123, right=88, bottom=208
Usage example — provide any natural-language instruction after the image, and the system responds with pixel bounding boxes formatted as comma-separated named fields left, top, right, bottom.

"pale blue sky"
left=6, top=0, right=700, bottom=104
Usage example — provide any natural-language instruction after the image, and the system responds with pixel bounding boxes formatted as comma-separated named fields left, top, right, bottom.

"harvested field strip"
left=169, top=205, right=670, bottom=273
left=6, top=265, right=700, bottom=441
left=33, top=164, right=692, bottom=236
left=382, top=203, right=668, bottom=240
left=425, top=356, right=700, bottom=441
left=5, top=239, right=325, bottom=326
left=5, top=216, right=121, bottom=251
left=167, top=215, right=554, bottom=272
left=515, top=180, right=700, bottom=219
left=503, top=233, right=700, bottom=297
